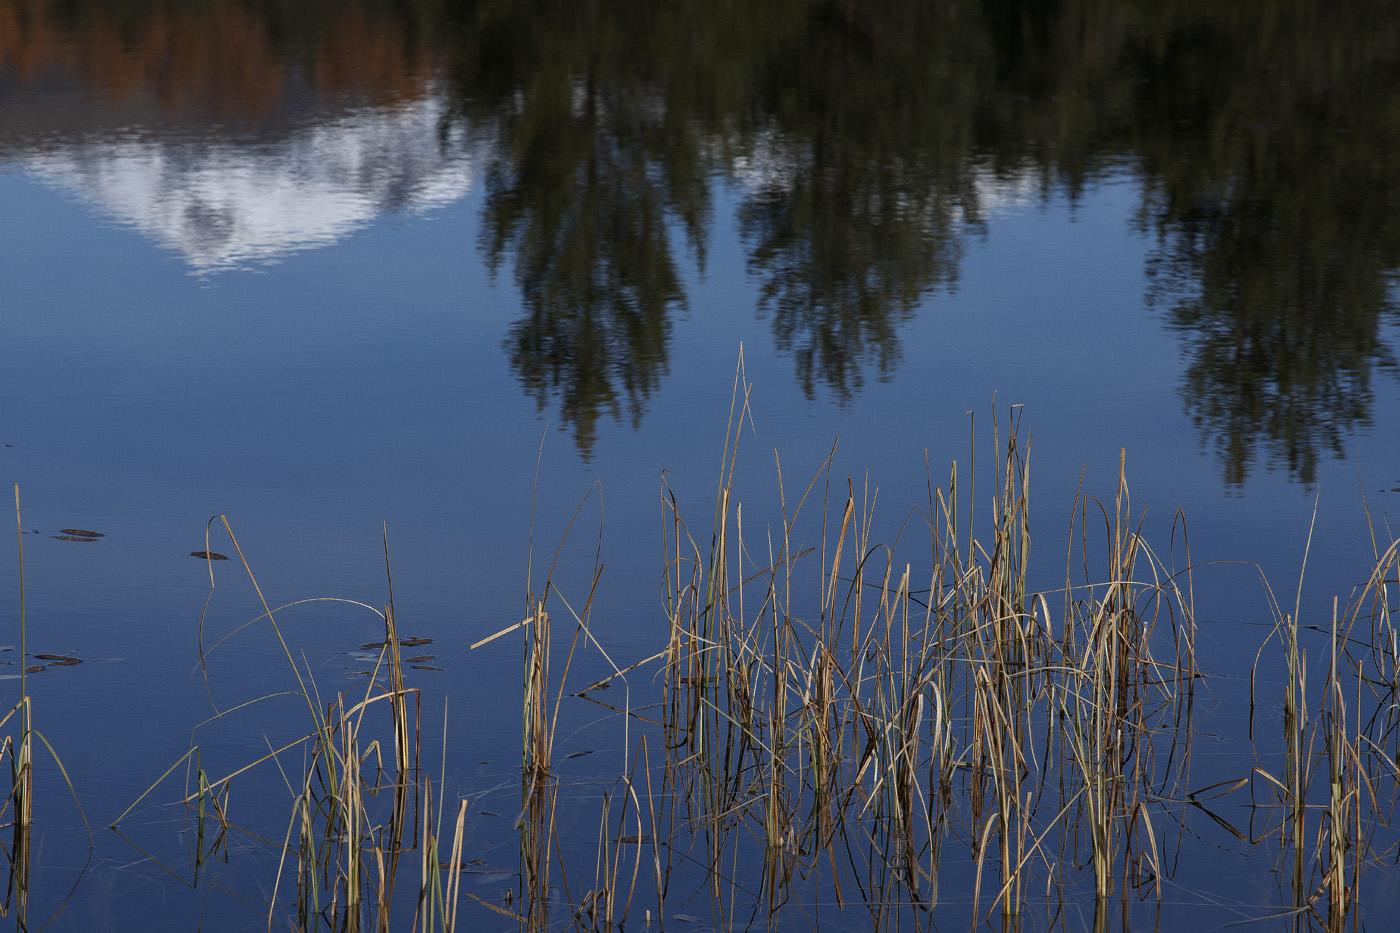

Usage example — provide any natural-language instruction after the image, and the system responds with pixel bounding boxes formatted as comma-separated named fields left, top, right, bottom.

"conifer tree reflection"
left=971, top=0, right=1400, bottom=486
left=449, top=3, right=708, bottom=455
left=1127, top=2, right=1400, bottom=486
left=482, top=99, right=687, bottom=455
left=733, top=4, right=977, bottom=400
left=18, top=0, right=1400, bottom=483
left=738, top=154, right=966, bottom=400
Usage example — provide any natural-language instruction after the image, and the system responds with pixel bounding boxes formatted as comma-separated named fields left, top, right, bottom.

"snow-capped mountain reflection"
left=21, top=90, right=478, bottom=274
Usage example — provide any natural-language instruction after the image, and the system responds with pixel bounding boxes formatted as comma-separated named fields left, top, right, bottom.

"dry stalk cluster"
left=644, top=401, right=1201, bottom=929
left=113, top=520, right=469, bottom=933
left=1244, top=513, right=1400, bottom=930
left=88, top=396, right=1400, bottom=933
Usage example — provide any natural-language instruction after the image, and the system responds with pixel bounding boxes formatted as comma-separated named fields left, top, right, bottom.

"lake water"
left=3, top=1, right=1400, bottom=929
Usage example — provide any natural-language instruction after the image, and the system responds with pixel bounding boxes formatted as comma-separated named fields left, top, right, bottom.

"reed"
left=640, top=388, right=1209, bottom=929
left=4, top=486, right=32, bottom=927
left=1, top=487, right=91, bottom=930
left=1242, top=507, right=1400, bottom=931
left=111, top=519, right=446, bottom=932
left=97, top=390, right=1400, bottom=931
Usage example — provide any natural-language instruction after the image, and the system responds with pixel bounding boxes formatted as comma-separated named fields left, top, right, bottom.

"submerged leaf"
left=52, top=535, right=98, bottom=542
left=473, top=870, right=514, bottom=884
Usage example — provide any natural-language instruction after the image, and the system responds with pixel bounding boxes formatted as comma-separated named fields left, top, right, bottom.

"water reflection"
left=446, top=6, right=706, bottom=454
left=1, top=0, right=475, bottom=273
left=21, top=98, right=477, bottom=273
left=1128, top=3, right=1400, bottom=486
left=3, top=0, right=1399, bottom=479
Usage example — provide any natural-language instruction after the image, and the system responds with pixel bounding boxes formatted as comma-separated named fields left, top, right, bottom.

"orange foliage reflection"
left=0, top=0, right=442, bottom=118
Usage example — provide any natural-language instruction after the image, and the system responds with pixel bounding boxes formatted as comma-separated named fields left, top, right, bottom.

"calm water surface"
left=3, top=1, right=1400, bottom=929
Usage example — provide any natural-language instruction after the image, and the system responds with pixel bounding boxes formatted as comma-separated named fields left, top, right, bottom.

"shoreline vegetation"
left=12, top=386, right=1400, bottom=932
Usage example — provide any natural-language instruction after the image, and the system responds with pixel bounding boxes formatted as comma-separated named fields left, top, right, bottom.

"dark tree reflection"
left=480, top=82, right=688, bottom=455
left=11, top=0, right=1400, bottom=479
left=738, top=155, right=967, bottom=400
left=443, top=0, right=1400, bottom=466
left=1126, top=2, right=1400, bottom=485
left=733, top=4, right=978, bottom=399
left=960, top=0, right=1400, bottom=485
left=447, top=4, right=709, bottom=455
left=443, top=0, right=989, bottom=435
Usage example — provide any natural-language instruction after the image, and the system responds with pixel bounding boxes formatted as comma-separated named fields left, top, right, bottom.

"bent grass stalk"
left=113, top=519, right=442, bottom=931
left=98, top=393, right=1400, bottom=931
left=4, top=487, right=92, bottom=929
left=650, top=402, right=1205, bottom=928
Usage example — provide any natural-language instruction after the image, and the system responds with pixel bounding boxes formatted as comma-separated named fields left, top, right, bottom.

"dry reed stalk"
left=136, top=395, right=1400, bottom=931
left=1, top=489, right=92, bottom=927
left=523, top=599, right=551, bottom=776
left=117, top=520, right=438, bottom=931
left=5, top=486, right=30, bottom=926
left=518, top=771, right=557, bottom=933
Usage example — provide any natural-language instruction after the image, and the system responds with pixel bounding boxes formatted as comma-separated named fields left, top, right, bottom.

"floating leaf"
left=360, top=636, right=433, bottom=649
left=53, top=535, right=98, bottom=542
left=24, top=666, right=44, bottom=674
left=190, top=551, right=228, bottom=560
left=565, top=750, right=595, bottom=759
left=405, top=655, right=436, bottom=663
left=60, top=529, right=104, bottom=538
left=34, top=654, right=80, bottom=665
left=411, top=665, right=444, bottom=671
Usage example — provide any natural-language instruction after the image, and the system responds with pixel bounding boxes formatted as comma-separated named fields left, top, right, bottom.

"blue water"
left=4, top=5, right=1400, bottom=927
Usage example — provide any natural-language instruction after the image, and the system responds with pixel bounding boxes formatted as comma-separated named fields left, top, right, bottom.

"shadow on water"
left=3, top=0, right=1400, bottom=469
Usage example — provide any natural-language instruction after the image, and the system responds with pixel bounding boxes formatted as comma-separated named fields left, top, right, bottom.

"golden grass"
left=94, top=378, right=1400, bottom=932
